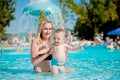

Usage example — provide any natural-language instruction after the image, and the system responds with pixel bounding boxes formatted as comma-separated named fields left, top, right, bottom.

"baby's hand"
left=80, top=46, right=84, bottom=50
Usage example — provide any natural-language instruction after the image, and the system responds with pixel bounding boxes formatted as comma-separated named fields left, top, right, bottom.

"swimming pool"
left=0, top=45, right=120, bottom=80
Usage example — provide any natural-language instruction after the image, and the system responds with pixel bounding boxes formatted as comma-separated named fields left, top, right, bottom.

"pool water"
left=0, top=45, right=120, bottom=80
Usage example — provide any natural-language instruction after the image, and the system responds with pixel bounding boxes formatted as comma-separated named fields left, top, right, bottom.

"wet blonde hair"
left=36, top=20, right=52, bottom=44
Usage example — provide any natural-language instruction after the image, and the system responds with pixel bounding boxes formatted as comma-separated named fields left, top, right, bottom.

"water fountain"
left=9, top=0, right=64, bottom=49
left=20, top=0, right=64, bottom=34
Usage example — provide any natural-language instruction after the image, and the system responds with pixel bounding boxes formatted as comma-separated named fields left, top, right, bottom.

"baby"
left=36, top=29, right=84, bottom=75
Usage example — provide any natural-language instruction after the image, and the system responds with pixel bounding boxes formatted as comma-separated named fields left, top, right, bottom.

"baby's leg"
left=51, top=66, right=59, bottom=76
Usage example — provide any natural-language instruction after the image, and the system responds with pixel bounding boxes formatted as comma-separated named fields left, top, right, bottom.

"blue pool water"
left=0, top=45, right=120, bottom=80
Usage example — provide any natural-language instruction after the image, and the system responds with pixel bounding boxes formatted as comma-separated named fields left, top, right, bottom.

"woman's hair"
left=36, top=20, right=52, bottom=44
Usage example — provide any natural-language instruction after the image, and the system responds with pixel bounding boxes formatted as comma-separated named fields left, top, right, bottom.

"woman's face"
left=42, top=23, right=52, bottom=39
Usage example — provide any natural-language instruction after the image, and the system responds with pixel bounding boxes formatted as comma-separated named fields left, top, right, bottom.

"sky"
left=6, top=0, right=30, bottom=33
left=6, top=0, right=81, bottom=34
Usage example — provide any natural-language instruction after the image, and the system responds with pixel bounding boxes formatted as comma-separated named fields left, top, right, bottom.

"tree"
left=57, top=0, right=77, bottom=30
left=58, top=0, right=118, bottom=39
left=0, top=0, right=16, bottom=38
left=113, top=0, right=120, bottom=26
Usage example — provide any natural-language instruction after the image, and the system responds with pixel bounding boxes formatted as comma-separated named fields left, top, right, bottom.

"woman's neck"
left=42, top=39, right=49, bottom=46
left=42, top=36, right=49, bottom=42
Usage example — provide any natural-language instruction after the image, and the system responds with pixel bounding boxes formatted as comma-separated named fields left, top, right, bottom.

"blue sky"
left=6, top=0, right=30, bottom=33
left=6, top=0, right=82, bottom=33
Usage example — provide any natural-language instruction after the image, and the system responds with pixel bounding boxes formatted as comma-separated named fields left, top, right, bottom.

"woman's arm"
left=38, top=44, right=54, bottom=55
left=31, top=39, right=38, bottom=61
left=36, top=47, right=50, bottom=56
left=31, top=39, right=49, bottom=66
left=32, top=52, right=49, bottom=66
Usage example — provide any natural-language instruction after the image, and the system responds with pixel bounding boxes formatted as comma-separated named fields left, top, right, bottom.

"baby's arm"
left=66, top=44, right=84, bottom=51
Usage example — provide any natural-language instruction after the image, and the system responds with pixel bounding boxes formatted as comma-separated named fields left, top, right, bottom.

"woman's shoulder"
left=32, top=38, right=38, bottom=44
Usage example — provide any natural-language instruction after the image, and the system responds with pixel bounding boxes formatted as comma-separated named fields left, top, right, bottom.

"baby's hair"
left=55, top=28, right=65, bottom=35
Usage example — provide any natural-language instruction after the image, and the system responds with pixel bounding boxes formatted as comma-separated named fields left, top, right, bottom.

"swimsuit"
left=45, top=54, right=52, bottom=60
left=33, top=45, right=52, bottom=71
left=51, top=59, right=65, bottom=73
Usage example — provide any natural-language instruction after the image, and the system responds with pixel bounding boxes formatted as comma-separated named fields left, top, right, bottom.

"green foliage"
left=0, top=0, right=16, bottom=37
left=58, top=0, right=118, bottom=39
left=104, top=1, right=118, bottom=22
left=113, top=0, right=120, bottom=26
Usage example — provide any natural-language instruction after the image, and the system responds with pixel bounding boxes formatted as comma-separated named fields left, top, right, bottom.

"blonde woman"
left=31, top=20, right=53, bottom=72
left=31, top=20, right=74, bottom=73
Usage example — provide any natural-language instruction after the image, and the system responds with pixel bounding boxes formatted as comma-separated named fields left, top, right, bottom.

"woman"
left=31, top=20, right=53, bottom=72
left=31, top=20, right=74, bottom=73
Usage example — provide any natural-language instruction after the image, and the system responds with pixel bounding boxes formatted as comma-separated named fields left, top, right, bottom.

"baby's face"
left=54, top=32, right=64, bottom=46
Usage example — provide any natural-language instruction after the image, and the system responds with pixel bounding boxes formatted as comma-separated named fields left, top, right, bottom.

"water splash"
left=19, top=1, right=64, bottom=34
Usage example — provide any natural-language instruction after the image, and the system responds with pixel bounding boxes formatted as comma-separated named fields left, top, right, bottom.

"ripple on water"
left=0, top=46, right=120, bottom=80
